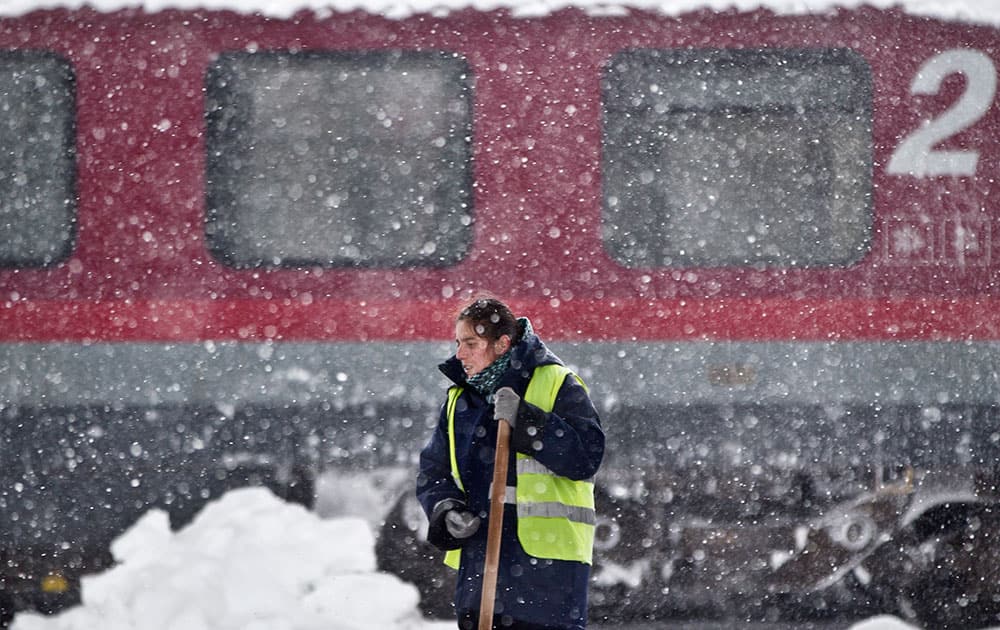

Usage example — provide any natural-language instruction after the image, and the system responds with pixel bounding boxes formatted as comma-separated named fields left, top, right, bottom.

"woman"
left=416, top=296, right=605, bottom=630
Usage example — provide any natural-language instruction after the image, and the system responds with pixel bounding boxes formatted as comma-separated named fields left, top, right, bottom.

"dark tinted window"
left=205, top=51, right=473, bottom=268
left=602, top=49, right=872, bottom=268
left=0, top=51, right=76, bottom=267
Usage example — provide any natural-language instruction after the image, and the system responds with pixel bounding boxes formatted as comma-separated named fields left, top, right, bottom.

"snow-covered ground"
left=8, top=487, right=927, bottom=630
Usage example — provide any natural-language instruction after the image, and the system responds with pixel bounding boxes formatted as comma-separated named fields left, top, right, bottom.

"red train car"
left=2, top=2, right=1000, bottom=627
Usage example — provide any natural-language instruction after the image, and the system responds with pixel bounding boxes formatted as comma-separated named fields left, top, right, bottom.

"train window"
left=602, top=48, right=872, bottom=268
left=205, top=51, right=473, bottom=268
left=0, top=51, right=76, bottom=268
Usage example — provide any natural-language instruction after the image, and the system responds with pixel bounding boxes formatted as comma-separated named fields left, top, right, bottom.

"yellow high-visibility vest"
left=443, top=364, right=596, bottom=569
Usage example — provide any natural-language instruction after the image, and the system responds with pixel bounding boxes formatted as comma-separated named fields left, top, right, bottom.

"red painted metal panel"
left=0, top=7, right=998, bottom=340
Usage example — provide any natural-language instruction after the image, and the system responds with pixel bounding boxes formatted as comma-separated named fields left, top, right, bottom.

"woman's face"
left=454, top=319, right=509, bottom=377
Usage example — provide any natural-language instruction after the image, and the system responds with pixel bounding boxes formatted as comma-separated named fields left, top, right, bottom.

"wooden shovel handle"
left=479, top=419, right=511, bottom=630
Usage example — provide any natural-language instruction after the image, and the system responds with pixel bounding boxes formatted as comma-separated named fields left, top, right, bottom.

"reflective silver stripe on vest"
left=490, top=483, right=518, bottom=504
left=516, top=457, right=596, bottom=484
left=505, top=485, right=517, bottom=504
left=503, top=483, right=597, bottom=524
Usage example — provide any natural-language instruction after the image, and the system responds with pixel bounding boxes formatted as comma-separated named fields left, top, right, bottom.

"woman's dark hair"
left=457, top=296, right=519, bottom=344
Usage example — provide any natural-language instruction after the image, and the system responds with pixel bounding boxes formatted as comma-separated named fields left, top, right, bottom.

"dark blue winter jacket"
left=416, top=323, right=605, bottom=629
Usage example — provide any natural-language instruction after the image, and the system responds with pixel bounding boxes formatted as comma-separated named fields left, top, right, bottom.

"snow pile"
left=10, top=488, right=450, bottom=630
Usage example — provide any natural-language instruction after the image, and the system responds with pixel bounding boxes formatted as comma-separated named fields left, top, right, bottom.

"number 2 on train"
left=887, top=48, right=997, bottom=177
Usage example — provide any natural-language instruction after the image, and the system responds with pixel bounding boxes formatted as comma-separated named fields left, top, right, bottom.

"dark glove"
left=445, top=509, right=481, bottom=539
left=427, top=498, right=478, bottom=550
left=493, top=387, right=520, bottom=428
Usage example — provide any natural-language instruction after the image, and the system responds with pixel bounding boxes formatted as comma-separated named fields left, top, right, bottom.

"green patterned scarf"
left=464, top=318, right=530, bottom=401
left=465, top=350, right=511, bottom=402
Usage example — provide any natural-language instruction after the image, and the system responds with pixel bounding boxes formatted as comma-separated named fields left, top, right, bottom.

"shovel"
left=479, top=417, right=511, bottom=630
